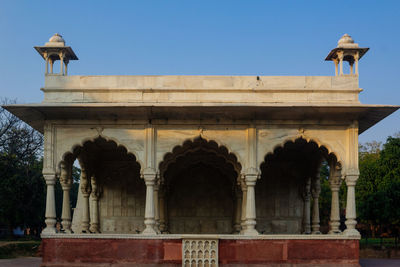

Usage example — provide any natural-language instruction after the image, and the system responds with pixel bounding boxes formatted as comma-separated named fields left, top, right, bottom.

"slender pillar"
left=45, top=57, right=49, bottom=75
left=89, top=175, right=101, bottom=233
left=42, top=173, right=57, bottom=234
left=65, top=62, right=68, bottom=75
left=240, top=178, right=247, bottom=234
left=59, top=52, right=64, bottom=75
left=334, top=59, right=338, bottom=76
left=142, top=168, right=157, bottom=235
left=350, top=62, right=354, bottom=75
left=354, top=52, right=359, bottom=76
left=344, top=173, right=360, bottom=236
left=311, top=175, right=321, bottom=234
left=153, top=179, right=160, bottom=234
left=233, top=185, right=242, bottom=233
left=159, top=188, right=166, bottom=233
left=329, top=166, right=342, bottom=234
left=80, top=169, right=91, bottom=233
left=243, top=172, right=259, bottom=235
left=302, top=177, right=311, bottom=234
left=60, top=162, right=72, bottom=233
left=338, top=51, right=344, bottom=75
left=49, top=59, right=53, bottom=74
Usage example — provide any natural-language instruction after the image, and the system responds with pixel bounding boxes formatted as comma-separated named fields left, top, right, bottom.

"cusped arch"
left=57, top=134, right=143, bottom=175
left=159, top=136, right=242, bottom=182
left=260, top=136, right=342, bottom=171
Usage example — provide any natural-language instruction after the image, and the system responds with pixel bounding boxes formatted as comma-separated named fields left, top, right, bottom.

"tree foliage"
left=0, top=99, right=44, bottom=236
left=357, top=134, right=400, bottom=237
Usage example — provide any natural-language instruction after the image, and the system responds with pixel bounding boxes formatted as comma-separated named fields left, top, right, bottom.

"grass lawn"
left=0, top=240, right=41, bottom=259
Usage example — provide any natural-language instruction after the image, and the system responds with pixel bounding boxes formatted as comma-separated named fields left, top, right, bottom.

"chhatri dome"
left=45, top=33, right=65, bottom=47
left=337, top=33, right=359, bottom=48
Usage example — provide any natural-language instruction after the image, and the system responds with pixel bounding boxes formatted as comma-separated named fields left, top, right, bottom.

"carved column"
left=344, top=171, right=360, bottom=236
left=60, top=162, right=72, bottom=233
left=80, top=168, right=91, bottom=233
left=233, top=184, right=242, bottom=233
left=311, top=174, right=321, bottom=234
left=153, top=178, right=160, bottom=234
left=302, top=177, right=311, bottom=234
left=42, top=173, right=57, bottom=234
left=243, top=170, right=259, bottom=235
left=240, top=176, right=247, bottom=234
left=89, top=175, right=101, bottom=233
left=142, top=168, right=157, bottom=235
left=329, top=166, right=342, bottom=234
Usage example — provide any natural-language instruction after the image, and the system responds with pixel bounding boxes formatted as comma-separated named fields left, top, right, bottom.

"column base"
left=343, top=228, right=360, bottom=237
left=42, top=227, right=57, bottom=235
left=328, top=230, right=342, bottom=234
left=311, top=231, right=322, bottom=234
left=242, top=228, right=259, bottom=235
left=142, top=226, right=157, bottom=235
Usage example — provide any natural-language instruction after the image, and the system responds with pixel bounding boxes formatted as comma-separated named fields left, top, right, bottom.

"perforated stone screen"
left=182, top=239, right=218, bottom=267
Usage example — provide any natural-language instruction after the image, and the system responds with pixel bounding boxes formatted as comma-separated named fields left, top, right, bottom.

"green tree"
left=0, top=100, right=44, bottom=236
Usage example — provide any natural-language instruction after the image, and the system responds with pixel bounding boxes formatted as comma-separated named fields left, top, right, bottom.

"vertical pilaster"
left=42, top=173, right=57, bottom=234
left=302, top=177, right=311, bottom=234
left=60, top=162, right=72, bottom=233
left=329, top=165, right=342, bottom=234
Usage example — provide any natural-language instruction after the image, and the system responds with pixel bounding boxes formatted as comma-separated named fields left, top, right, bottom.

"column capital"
left=43, top=174, right=56, bottom=185
left=243, top=168, right=260, bottom=185
left=141, top=167, right=157, bottom=183
left=345, top=170, right=359, bottom=185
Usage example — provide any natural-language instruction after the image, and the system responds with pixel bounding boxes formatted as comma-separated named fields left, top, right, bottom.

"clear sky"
left=0, top=0, right=399, bottom=143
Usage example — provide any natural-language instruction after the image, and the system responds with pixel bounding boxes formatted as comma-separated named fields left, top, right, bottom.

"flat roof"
left=4, top=103, right=398, bottom=134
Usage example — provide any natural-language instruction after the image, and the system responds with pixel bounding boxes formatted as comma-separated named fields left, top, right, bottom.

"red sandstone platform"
left=41, top=237, right=360, bottom=267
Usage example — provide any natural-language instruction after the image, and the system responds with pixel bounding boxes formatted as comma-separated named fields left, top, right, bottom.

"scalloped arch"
left=159, top=136, right=243, bottom=180
left=57, top=134, right=143, bottom=174
left=260, top=135, right=343, bottom=169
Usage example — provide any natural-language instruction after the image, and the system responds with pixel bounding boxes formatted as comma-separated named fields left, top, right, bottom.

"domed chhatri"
left=34, top=33, right=78, bottom=75
left=337, top=34, right=359, bottom=48
left=325, top=33, right=369, bottom=76
left=45, top=33, right=66, bottom=47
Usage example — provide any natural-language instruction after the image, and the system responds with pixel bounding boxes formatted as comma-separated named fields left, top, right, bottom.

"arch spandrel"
left=156, top=128, right=246, bottom=171
left=55, top=127, right=145, bottom=173
left=257, top=128, right=347, bottom=171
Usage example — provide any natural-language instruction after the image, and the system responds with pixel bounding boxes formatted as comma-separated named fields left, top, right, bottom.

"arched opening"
left=159, top=137, right=242, bottom=234
left=257, top=137, right=341, bottom=234
left=61, top=137, right=144, bottom=234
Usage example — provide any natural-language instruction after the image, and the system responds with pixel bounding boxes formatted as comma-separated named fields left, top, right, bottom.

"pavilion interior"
left=68, top=137, right=338, bottom=235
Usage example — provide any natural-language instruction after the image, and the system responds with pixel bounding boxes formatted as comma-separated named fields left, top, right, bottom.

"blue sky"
left=0, top=0, right=399, bottom=143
